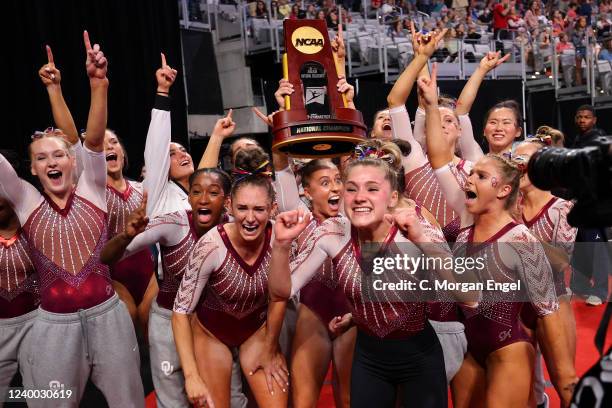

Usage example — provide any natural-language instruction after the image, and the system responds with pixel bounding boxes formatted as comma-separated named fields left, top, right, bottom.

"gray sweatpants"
left=22, top=294, right=144, bottom=408
left=429, top=320, right=467, bottom=382
left=149, top=299, right=247, bottom=408
left=0, top=309, right=37, bottom=407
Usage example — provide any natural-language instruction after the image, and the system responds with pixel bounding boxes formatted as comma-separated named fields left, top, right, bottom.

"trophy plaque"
left=271, top=19, right=367, bottom=158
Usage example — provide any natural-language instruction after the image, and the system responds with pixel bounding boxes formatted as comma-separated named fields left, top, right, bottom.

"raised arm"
left=412, top=64, right=430, bottom=149
left=75, top=31, right=109, bottom=211
left=268, top=209, right=321, bottom=301
left=82, top=31, right=108, bottom=152
left=456, top=51, right=510, bottom=115
left=388, top=26, right=446, bottom=169
left=455, top=52, right=509, bottom=161
left=457, top=114, right=483, bottom=162
left=143, top=53, right=177, bottom=216
left=420, top=64, right=472, bottom=224
left=39, top=45, right=79, bottom=146
left=388, top=24, right=445, bottom=108
left=0, top=153, right=42, bottom=225
left=272, top=164, right=304, bottom=213
left=198, top=110, right=236, bottom=169
left=419, top=63, right=452, bottom=169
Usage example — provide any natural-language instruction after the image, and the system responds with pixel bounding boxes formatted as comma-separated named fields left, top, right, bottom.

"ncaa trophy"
left=271, top=19, right=367, bottom=157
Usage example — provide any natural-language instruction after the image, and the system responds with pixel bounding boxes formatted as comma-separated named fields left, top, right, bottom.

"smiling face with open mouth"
left=304, top=165, right=343, bottom=220
left=104, top=130, right=125, bottom=176
left=484, top=108, right=522, bottom=153
left=169, top=142, right=194, bottom=181
left=371, top=110, right=392, bottom=140
left=229, top=184, right=273, bottom=243
left=343, top=164, right=398, bottom=231
left=29, top=137, right=75, bottom=198
left=188, top=172, right=228, bottom=236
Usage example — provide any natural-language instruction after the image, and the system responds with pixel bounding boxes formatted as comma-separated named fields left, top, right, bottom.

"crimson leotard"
left=292, top=217, right=351, bottom=333
left=288, top=213, right=451, bottom=339
left=390, top=105, right=474, bottom=242
left=433, top=163, right=559, bottom=365
left=120, top=210, right=198, bottom=311
left=0, top=231, right=39, bottom=318
left=0, top=147, right=112, bottom=313
left=174, top=224, right=273, bottom=347
left=522, top=197, right=576, bottom=297
left=454, top=222, right=559, bottom=365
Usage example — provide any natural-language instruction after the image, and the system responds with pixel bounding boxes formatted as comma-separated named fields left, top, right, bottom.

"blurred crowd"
left=245, top=0, right=612, bottom=85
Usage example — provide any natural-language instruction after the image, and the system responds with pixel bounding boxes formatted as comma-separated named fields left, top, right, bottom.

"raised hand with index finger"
left=156, top=52, right=178, bottom=94
left=39, top=45, right=62, bottom=87
left=417, top=62, right=439, bottom=107
left=83, top=30, right=108, bottom=86
left=212, top=109, right=236, bottom=139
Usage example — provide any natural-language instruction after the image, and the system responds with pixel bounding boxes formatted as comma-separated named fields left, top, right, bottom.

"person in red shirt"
left=493, top=0, right=512, bottom=36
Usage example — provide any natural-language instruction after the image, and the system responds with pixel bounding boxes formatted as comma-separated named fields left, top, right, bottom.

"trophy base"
left=272, top=108, right=367, bottom=158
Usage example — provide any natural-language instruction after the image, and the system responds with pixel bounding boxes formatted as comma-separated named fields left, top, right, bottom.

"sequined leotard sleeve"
left=389, top=105, right=428, bottom=173
left=457, top=114, right=484, bottom=163
left=272, top=166, right=308, bottom=213
left=143, top=97, right=189, bottom=217
left=0, top=153, right=44, bottom=225
left=173, top=229, right=225, bottom=314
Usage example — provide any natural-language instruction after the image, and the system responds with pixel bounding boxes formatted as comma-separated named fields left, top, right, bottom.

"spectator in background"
left=556, top=31, right=575, bottom=53
left=599, top=32, right=612, bottom=61
left=507, top=6, right=524, bottom=28
left=452, top=0, right=469, bottom=17
left=569, top=107, right=610, bottom=307
left=600, top=0, right=611, bottom=14
left=316, top=9, right=326, bottom=20
left=326, top=8, right=340, bottom=29
left=478, top=7, right=493, bottom=24
left=254, top=0, right=268, bottom=18
left=455, top=22, right=467, bottom=37
left=388, top=17, right=407, bottom=38
left=567, top=2, right=578, bottom=20
left=524, top=1, right=542, bottom=32
left=559, top=0, right=571, bottom=11
left=552, top=10, right=567, bottom=35
left=578, top=0, right=592, bottom=25
left=466, top=24, right=483, bottom=40
left=572, top=16, right=590, bottom=85
left=431, top=0, right=448, bottom=15
left=370, top=0, right=382, bottom=17
left=270, top=0, right=281, bottom=19
left=278, top=0, right=292, bottom=18
left=596, top=14, right=612, bottom=38
left=290, top=4, right=301, bottom=19
left=418, top=0, right=432, bottom=14
left=306, top=3, right=317, bottom=19
left=382, top=0, right=396, bottom=14
left=493, top=0, right=512, bottom=38
left=571, top=105, right=602, bottom=147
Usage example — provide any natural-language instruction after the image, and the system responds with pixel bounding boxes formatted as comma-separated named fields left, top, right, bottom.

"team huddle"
left=0, top=28, right=581, bottom=408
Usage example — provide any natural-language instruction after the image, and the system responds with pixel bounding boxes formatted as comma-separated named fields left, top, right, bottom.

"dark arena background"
left=1, top=0, right=611, bottom=407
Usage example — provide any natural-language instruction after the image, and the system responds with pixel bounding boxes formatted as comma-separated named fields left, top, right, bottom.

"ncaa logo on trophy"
left=271, top=19, right=367, bottom=158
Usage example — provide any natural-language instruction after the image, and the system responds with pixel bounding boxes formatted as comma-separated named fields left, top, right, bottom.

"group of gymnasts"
left=0, top=27, right=579, bottom=408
